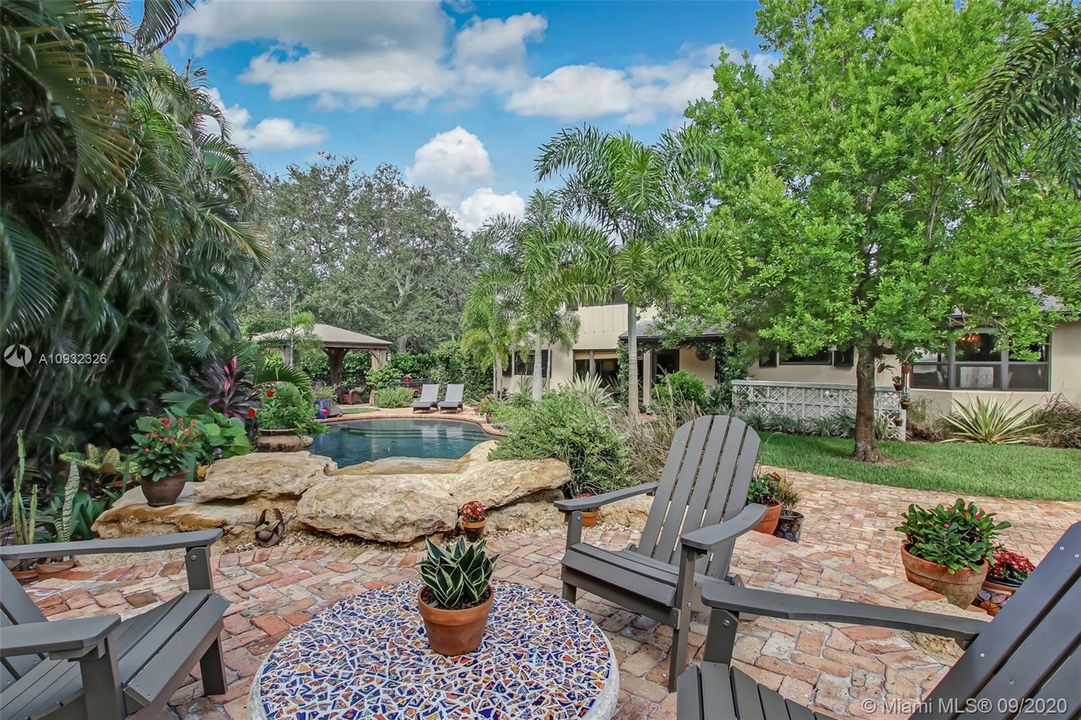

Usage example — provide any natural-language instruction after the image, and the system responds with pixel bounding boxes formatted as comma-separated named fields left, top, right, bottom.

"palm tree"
left=461, top=269, right=516, bottom=396
left=956, top=6, right=1080, bottom=207
left=536, top=125, right=736, bottom=417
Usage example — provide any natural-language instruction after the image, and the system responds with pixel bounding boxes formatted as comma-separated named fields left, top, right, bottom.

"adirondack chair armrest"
left=701, top=582, right=987, bottom=642
left=680, top=504, right=767, bottom=553
left=0, top=529, right=222, bottom=561
left=0, top=615, right=121, bottom=660
left=554, top=482, right=659, bottom=512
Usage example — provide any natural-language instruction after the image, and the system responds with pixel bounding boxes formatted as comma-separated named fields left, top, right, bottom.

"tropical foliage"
left=1, top=0, right=265, bottom=468
left=897, top=499, right=1010, bottom=573
left=372, top=386, right=415, bottom=408
left=943, top=397, right=1039, bottom=445
left=132, top=415, right=203, bottom=483
left=680, top=0, right=1079, bottom=462
left=255, top=383, right=319, bottom=432
left=419, top=537, right=497, bottom=610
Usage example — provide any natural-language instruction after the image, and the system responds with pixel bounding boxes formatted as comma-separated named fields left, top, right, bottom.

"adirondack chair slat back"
left=637, top=416, right=761, bottom=578
left=1, top=563, right=46, bottom=689
left=917, top=522, right=1081, bottom=720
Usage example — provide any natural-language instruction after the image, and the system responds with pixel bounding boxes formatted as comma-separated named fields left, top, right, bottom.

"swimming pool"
left=309, top=418, right=496, bottom=467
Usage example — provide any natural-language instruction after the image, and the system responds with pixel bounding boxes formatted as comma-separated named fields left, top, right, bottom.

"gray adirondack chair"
left=411, top=383, right=440, bottom=413
left=556, top=415, right=765, bottom=690
left=0, top=530, right=228, bottom=720
left=678, top=521, right=1081, bottom=719
left=438, top=383, right=464, bottom=413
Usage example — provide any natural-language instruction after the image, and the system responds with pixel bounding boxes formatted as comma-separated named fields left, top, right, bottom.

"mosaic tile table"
left=249, top=580, right=619, bottom=719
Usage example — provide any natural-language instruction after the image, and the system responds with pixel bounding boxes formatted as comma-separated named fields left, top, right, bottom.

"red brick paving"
left=19, top=474, right=1080, bottom=720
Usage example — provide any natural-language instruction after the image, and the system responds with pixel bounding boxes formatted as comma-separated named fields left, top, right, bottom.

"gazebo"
left=252, top=323, right=392, bottom=385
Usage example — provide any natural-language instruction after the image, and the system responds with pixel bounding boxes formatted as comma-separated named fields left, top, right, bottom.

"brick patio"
left=20, top=471, right=1080, bottom=720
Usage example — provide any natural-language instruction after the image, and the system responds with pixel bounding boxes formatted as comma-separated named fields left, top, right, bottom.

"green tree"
left=1, top=1, right=264, bottom=465
left=683, top=0, right=1079, bottom=461
left=461, top=269, right=515, bottom=396
left=536, top=126, right=735, bottom=417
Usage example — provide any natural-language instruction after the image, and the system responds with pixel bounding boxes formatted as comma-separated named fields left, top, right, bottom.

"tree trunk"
left=532, top=320, right=544, bottom=401
left=852, top=346, right=880, bottom=462
left=627, top=303, right=639, bottom=420
left=493, top=355, right=501, bottom=396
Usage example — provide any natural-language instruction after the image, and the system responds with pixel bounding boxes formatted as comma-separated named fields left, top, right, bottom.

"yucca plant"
left=418, top=538, right=498, bottom=610
left=942, top=397, right=1039, bottom=444
left=10, top=433, right=39, bottom=566
left=568, top=374, right=617, bottom=409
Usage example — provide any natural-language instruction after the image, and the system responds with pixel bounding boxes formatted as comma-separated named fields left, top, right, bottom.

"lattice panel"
left=731, top=381, right=906, bottom=441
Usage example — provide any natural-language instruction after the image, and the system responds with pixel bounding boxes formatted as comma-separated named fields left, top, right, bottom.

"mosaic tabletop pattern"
left=250, top=581, right=619, bottom=720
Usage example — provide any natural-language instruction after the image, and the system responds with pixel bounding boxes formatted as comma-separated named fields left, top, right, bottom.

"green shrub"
left=343, top=351, right=372, bottom=385
left=942, top=397, right=1037, bottom=444
left=373, top=386, right=415, bottom=408
left=299, top=350, right=329, bottom=381
left=389, top=352, right=433, bottom=378
left=617, top=396, right=700, bottom=485
left=490, top=389, right=629, bottom=496
left=367, top=364, right=404, bottom=389
left=652, top=370, right=706, bottom=408
left=257, top=383, right=323, bottom=435
left=1028, top=395, right=1081, bottom=448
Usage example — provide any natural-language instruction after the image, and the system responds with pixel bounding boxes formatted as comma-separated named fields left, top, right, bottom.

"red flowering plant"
left=988, top=547, right=1035, bottom=585
left=896, top=499, right=1011, bottom=573
left=458, top=500, right=486, bottom=523
left=576, top=492, right=599, bottom=512
left=132, top=414, right=204, bottom=483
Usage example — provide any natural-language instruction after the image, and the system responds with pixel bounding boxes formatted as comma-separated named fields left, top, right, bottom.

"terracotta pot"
left=462, top=519, right=486, bottom=541
left=900, top=545, right=988, bottom=608
left=141, top=472, right=187, bottom=507
left=256, top=429, right=302, bottom=452
left=418, top=586, right=494, bottom=656
left=892, top=381, right=904, bottom=392
left=773, top=510, right=804, bottom=543
left=977, top=576, right=1022, bottom=616
left=36, top=558, right=76, bottom=575
left=900, top=399, right=911, bottom=410
left=11, top=566, right=38, bottom=584
left=581, top=510, right=598, bottom=528
left=753, top=501, right=782, bottom=535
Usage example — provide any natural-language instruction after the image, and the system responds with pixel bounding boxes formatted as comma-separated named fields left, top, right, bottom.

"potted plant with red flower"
left=576, top=493, right=600, bottom=527
left=253, top=382, right=316, bottom=452
left=132, top=414, right=204, bottom=506
left=458, top=500, right=487, bottom=540
left=896, top=499, right=1010, bottom=607
left=977, top=546, right=1034, bottom=614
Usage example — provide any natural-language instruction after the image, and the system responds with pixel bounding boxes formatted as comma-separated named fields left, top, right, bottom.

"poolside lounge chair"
left=0, top=530, right=228, bottom=720
left=678, top=522, right=1081, bottom=719
left=556, top=415, right=764, bottom=690
left=411, top=383, right=440, bottom=413
left=439, top=384, right=464, bottom=413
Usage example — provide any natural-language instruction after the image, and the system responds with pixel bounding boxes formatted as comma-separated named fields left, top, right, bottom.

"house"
left=505, top=298, right=1081, bottom=413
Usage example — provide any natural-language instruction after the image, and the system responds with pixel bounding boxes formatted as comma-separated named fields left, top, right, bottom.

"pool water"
left=309, top=419, right=496, bottom=467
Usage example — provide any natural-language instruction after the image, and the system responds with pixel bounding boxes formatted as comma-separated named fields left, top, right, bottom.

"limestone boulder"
left=93, top=483, right=296, bottom=549
left=601, top=495, right=653, bottom=529
left=298, top=442, right=570, bottom=543
left=486, top=490, right=565, bottom=533
left=197, top=452, right=336, bottom=501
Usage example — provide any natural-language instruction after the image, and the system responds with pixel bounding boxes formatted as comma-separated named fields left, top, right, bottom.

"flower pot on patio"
left=256, top=429, right=302, bottom=452
left=753, top=501, right=782, bottom=535
left=36, top=557, right=76, bottom=575
left=773, top=510, right=804, bottom=542
left=462, top=518, right=486, bottom=541
left=10, top=564, right=38, bottom=584
left=580, top=510, right=599, bottom=528
left=900, top=545, right=988, bottom=607
left=141, top=472, right=187, bottom=507
left=418, top=586, right=494, bottom=656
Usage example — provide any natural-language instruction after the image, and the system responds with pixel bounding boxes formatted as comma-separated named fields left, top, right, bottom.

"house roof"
left=252, top=323, right=392, bottom=349
left=619, top=320, right=724, bottom=343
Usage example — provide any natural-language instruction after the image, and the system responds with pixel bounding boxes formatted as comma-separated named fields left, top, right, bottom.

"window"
left=655, top=348, right=679, bottom=378
left=910, top=333, right=1050, bottom=391
left=832, top=347, right=855, bottom=366
left=780, top=348, right=833, bottom=365
left=507, top=350, right=549, bottom=376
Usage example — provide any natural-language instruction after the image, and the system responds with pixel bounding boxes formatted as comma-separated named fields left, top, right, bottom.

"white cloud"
left=453, top=13, right=546, bottom=93
left=506, top=65, right=634, bottom=120
left=406, top=127, right=494, bottom=205
left=207, top=88, right=327, bottom=150
left=456, top=188, right=525, bottom=232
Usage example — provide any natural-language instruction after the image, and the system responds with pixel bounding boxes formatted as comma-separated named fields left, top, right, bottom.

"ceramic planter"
left=900, top=545, right=988, bottom=608
left=36, top=558, right=76, bottom=575
left=977, top=576, right=1023, bottom=615
left=256, top=428, right=302, bottom=452
left=462, top=518, right=486, bottom=541
left=141, top=471, right=187, bottom=507
left=11, top=565, right=38, bottom=584
left=753, top=501, right=782, bottom=535
left=580, top=510, right=599, bottom=528
left=418, top=586, right=494, bottom=656
left=773, top=510, right=804, bottom=543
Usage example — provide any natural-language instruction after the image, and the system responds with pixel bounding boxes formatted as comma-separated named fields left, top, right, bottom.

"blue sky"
left=166, top=1, right=770, bottom=230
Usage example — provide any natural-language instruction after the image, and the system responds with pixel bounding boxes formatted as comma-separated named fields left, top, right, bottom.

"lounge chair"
left=0, top=530, right=228, bottom=720
left=556, top=415, right=764, bottom=690
left=438, top=384, right=464, bottom=413
left=411, top=383, right=440, bottom=413
left=678, top=521, right=1080, bottom=719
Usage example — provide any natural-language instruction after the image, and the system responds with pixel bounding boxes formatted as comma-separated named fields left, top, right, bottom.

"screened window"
left=910, top=333, right=1049, bottom=391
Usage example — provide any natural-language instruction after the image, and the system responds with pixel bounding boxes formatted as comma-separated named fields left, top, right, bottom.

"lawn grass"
left=756, top=433, right=1081, bottom=501
left=339, top=405, right=378, bottom=415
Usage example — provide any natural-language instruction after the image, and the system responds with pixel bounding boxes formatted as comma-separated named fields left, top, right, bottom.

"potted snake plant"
left=417, top=537, right=498, bottom=656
